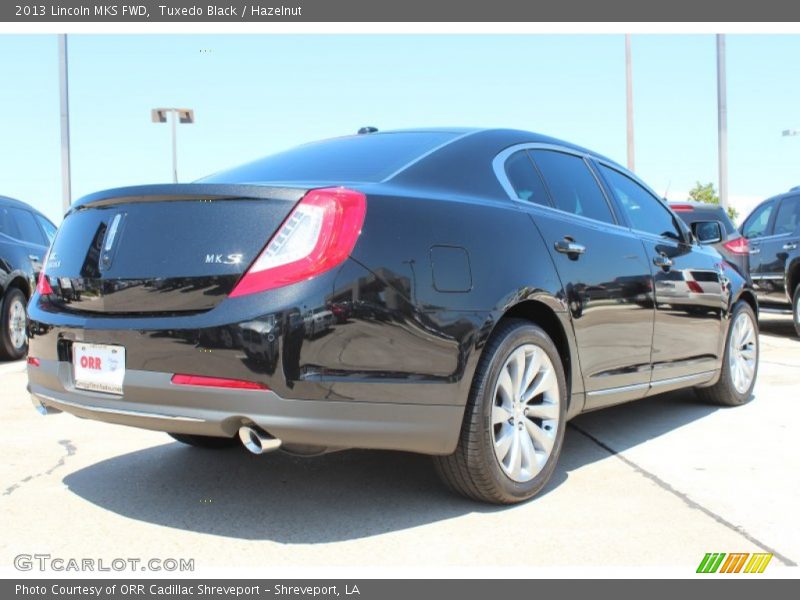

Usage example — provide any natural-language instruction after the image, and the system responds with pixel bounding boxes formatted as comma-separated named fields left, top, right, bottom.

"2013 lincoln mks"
left=27, top=128, right=759, bottom=504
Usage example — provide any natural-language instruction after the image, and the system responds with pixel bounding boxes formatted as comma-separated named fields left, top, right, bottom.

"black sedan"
left=27, top=129, right=759, bottom=504
left=0, top=195, right=56, bottom=359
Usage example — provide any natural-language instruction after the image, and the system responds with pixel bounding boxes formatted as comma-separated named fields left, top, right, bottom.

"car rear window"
left=201, top=131, right=461, bottom=184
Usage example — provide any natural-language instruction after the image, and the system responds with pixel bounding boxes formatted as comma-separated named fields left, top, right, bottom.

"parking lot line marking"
left=568, top=423, right=797, bottom=567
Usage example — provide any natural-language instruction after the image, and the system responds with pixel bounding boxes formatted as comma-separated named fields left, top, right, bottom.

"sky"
left=0, top=34, right=799, bottom=224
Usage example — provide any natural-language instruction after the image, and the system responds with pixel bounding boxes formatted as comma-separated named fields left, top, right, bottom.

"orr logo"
left=696, top=552, right=773, bottom=574
left=79, top=355, right=102, bottom=370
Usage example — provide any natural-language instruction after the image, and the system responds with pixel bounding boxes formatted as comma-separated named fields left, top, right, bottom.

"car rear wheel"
left=793, top=284, right=800, bottom=337
left=434, top=319, right=567, bottom=504
left=0, top=288, right=29, bottom=361
left=168, top=433, right=239, bottom=449
left=695, top=300, right=758, bottom=406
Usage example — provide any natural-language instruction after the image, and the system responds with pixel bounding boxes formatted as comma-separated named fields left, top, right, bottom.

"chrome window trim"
left=492, top=142, right=625, bottom=230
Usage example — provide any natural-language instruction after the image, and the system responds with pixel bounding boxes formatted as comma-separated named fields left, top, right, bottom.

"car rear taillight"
left=171, top=374, right=270, bottom=391
left=723, top=237, right=750, bottom=255
left=670, top=204, right=694, bottom=212
left=229, top=187, right=366, bottom=298
left=36, top=251, right=53, bottom=295
left=27, top=357, right=40, bottom=367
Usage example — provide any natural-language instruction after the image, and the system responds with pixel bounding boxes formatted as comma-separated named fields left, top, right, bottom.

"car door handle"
left=783, top=242, right=797, bottom=251
left=653, top=254, right=673, bottom=270
left=749, top=247, right=761, bottom=255
left=554, top=239, right=586, bottom=256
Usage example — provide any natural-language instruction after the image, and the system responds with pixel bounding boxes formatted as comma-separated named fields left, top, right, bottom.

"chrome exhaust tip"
left=238, top=426, right=281, bottom=455
left=30, top=394, right=60, bottom=416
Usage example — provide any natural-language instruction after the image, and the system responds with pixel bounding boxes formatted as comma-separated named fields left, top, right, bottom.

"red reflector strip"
left=670, top=204, right=694, bottom=212
left=686, top=280, right=704, bottom=293
left=170, top=374, right=269, bottom=391
left=27, top=357, right=40, bottom=367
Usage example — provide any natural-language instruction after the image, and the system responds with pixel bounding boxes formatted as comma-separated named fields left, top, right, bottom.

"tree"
left=687, top=181, right=738, bottom=221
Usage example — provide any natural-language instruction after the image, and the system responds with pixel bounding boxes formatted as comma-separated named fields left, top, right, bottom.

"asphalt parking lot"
left=1, top=315, right=798, bottom=572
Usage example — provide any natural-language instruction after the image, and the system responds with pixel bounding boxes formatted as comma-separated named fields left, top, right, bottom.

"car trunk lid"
left=41, top=184, right=305, bottom=315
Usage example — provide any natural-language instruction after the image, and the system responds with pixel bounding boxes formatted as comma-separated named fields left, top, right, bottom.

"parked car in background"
left=0, top=196, right=56, bottom=360
left=27, top=129, right=759, bottom=504
left=669, top=201, right=750, bottom=279
left=739, top=188, right=800, bottom=335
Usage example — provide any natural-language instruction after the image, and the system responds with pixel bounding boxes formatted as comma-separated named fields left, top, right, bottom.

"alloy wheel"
left=491, top=344, right=560, bottom=483
left=728, top=311, right=756, bottom=394
left=8, top=297, right=27, bottom=350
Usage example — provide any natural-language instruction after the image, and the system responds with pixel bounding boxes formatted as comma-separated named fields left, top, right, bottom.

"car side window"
left=529, top=150, right=615, bottom=224
left=773, top=197, right=800, bottom=236
left=742, top=201, right=774, bottom=239
left=598, top=164, right=682, bottom=240
left=504, top=151, right=551, bottom=207
left=9, top=207, right=47, bottom=246
left=35, top=215, right=57, bottom=244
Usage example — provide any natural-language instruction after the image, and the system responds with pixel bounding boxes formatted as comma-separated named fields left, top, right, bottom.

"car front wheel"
left=434, top=319, right=567, bottom=504
left=695, top=300, right=759, bottom=406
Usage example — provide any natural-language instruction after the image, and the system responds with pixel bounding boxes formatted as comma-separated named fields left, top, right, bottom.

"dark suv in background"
left=669, top=201, right=750, bottom=279
left=0, top=196, right=57, bottom=359
left=739, top=188, right=800, bottom=335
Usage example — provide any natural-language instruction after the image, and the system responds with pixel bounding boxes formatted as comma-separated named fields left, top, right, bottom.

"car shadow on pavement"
left=61, top=389, right=722, bottom=543
left=63, top=442, right=567, bottom=542
left=569, top=387, right=723, bottom=459
left=758, top=315, right=797, bottom=340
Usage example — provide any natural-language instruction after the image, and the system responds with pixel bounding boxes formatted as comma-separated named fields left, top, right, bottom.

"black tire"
left=434, top=319, right=568, bottom=504
left=0, top=288, right=29, bottom=360
left=168, top=433, right=239, bottom=449
left=695, top=300, right=759, bottom=406
left=793, top=284, right=800, bottom=338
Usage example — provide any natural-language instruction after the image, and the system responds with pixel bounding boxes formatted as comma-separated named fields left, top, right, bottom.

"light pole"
left=717, top=34, right=729, bottom=213
left=151, top=108, right=195, bottom=183
left=625, top=34, right=635, bottom=171
left=58, top=34, right=72, bottom=213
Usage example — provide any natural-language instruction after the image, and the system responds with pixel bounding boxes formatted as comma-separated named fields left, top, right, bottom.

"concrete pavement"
left=1, top=315, right=797, bottom=571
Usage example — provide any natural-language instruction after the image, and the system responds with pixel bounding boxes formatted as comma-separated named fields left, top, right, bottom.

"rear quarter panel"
left=324, top=186, right=579, bottom=411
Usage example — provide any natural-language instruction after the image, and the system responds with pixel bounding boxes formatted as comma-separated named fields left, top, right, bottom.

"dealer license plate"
left=73, top=343, right=126, bottom=395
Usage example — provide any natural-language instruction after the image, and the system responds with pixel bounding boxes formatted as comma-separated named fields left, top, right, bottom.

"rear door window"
left=35, top=215, right=57, bottom=244
left=529, top=150, right=615, bottom=224
left=504, top=151, right=551, bottom=207
left=742, top=200, right=775, bottom=239
left=9, top=208, right=47, bottom=245
left=773, top=196, right=800, bottom=236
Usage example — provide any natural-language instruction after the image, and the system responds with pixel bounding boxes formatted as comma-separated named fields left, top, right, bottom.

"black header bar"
left=2, top=0, right=800, bottom=22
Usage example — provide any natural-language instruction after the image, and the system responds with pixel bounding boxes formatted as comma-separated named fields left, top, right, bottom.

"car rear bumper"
left=28, top=359, right=463, bottom=455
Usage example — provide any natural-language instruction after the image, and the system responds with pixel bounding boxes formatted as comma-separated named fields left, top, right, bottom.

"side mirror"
left=692, top=220, right=723, bottom=245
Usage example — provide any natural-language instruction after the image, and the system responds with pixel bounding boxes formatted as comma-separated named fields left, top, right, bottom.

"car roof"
left=380, top=127, right=620, bottom=163
left=0, top=195, right=54, bottom=224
